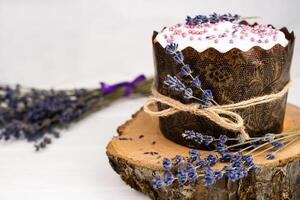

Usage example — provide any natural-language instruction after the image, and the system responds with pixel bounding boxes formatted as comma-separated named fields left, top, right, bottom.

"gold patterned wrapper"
left=152, top=22, right=295, bottom=150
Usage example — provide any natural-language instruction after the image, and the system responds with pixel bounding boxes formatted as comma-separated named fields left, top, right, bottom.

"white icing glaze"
left=155, top=21, right=288, bottom=53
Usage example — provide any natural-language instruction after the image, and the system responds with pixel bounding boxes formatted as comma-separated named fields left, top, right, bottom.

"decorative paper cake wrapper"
left=152, top=22, right=295, bottom=150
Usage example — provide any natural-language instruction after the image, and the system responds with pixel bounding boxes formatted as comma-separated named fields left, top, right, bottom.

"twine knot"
left=143, top=82, right=291, bottom=141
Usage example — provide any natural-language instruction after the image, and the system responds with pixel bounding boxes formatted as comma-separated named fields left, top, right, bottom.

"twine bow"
left=143, top=82, right=291, bottom=141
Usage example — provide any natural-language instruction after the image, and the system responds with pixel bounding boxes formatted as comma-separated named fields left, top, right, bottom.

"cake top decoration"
left=155, top=13, right=289, bottom=53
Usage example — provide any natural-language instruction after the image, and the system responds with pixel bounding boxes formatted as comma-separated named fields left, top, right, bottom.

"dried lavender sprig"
left=223, top=131, right=300, bottom=151
left=244, top=132, right=300, bottom=156
left=0, top=76, right=153, bottom=150
left=251, top=134, right=300, bottom=159
left=182, top=129, right=300, bottom=161
left=164, top=43, right=218, bottom=106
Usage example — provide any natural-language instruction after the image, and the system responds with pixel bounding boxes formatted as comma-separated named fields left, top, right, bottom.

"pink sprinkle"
left=214, top=39, right=218, bottom=43
left=166, top=38, right=174, bottom=43
left=240, top=35, right=244, bottom=40
left=203, top=28, right=208, bottom=33
left=265, top=39, right=269, bottom=43
left=196, top=24, right=202, bottom=29
left=169, top=27, right=174, bottom=31
left=182, top=32, right=187, bottom=38
left=250, top=37, right=255, bottom=42
left=190, top=36, right=194, bottom=41
left=229, top=39, right=234, bottom=44
left=273, top=36, right=277, bottom=41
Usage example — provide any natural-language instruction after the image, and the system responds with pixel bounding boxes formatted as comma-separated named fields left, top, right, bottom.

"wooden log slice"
left=106, top=104, right=300, bottom=200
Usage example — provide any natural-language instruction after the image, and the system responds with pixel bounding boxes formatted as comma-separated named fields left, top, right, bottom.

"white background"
left=0, top=1, right=299, bottom=200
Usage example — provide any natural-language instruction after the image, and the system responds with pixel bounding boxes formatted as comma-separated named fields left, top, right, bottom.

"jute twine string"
left=143, top=82, right=291, bottom=141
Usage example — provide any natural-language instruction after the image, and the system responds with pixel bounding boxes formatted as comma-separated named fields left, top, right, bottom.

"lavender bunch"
left=164, top=43, right=217, bottom=108
left=152, top=148, right=258, bottom=189
left=153, top=130, right=300, bottom=189
left=0, top=75, right=152, bottom=151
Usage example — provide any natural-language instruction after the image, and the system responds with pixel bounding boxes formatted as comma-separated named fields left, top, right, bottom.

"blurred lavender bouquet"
left=0, top=74, right=152, bottom=151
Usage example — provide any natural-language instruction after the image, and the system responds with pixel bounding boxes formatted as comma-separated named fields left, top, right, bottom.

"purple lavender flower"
left=201, top=15, right=209, bottom=23
left=181, top=64, right=192, bottom=76
left=202, top=89, right=213, bottom=101
left=216, top=141, right=225, bottom=151
left=242, top=155, right=254, bottom=165
left=174, top=155, right=185, bottom=167
left=203, top=100, right=213, bottom=108
left=266, top=152, right=275, bottom=160
left=163, top=157, right=172, bottom=171
left=218, top=150, right=232, bottom=162
left=183, top=130, right=204, bottom=144
left=164, top=75, right=178, bottom=89
left=177, top=169, right=188, bottom=185
left=271, top=141, right=283, bottom=149
left=231, top=14, right=241, bottom=21
left=214, top=170, right=223, bottom=181
left=173, top=52, right=184, bottom=63
left=191, top=15, right=200, bottom=25
left=219, top=14, right=230, bottom=21
left=264, top=133, right=275, bottom=142
left=203, top=135, right=214, bottom=145
left=224, top=167, right=239, bottom=182
left=164, top=172, right=174, bottom=186
left=250, top=164, right=260, bottom=172
left=187, top=162, right=198, bottom=184
left=183, top=88, right=193, bottom=99
left=189, top=149, right=200, bottom=161
left=165, top=43, right=178, bottom=54
left=164, top=75, right=186, bottom=91
left=204, top=167, right=215, bottom=186
left=185, top=16, right=194, bottom=25
left=219, top=135, right=228, bottom=144
left=209, top=12, right=219, bottom=24
left=152, top=176, right=164, bottom=189
left=238, top=167, right=249, bottom=178
left=231, top=154, right=243, bottom=168
left=196, top=159, right=206, bottom=168
left=190, top=76, right=201, bottom=88
left=183, top=130, right=196, bottom=140
left=205, top=154, right=218, bottom=167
